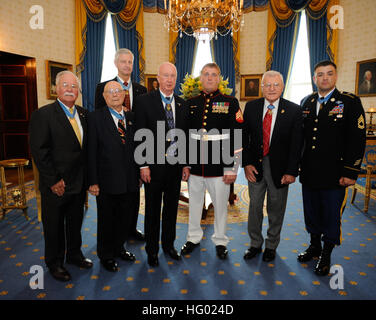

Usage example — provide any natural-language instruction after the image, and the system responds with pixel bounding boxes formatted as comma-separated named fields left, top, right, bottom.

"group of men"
left=29, top=47, right=366, bottom=283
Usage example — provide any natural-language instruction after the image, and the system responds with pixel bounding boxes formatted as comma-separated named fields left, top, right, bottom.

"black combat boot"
left=314, top=242, right=335, bottom=276
left=297, top=234, right=322, bottom=262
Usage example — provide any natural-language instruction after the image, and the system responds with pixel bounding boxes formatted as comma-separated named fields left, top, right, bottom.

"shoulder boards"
left=341, top=91, right=356, bottom=99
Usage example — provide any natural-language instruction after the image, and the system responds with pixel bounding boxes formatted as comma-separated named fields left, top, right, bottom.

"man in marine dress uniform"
left=298, top=60, right=366, bottom=276
left=181, top=62, right=243, bottom=260
left=95, top=48, right=146, bottom=242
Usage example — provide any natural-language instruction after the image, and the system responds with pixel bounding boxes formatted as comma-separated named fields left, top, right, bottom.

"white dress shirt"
left=117, top=75, right=133, bottom=109
left=263, top=98, right=280, bottom=144
left=57, top=98, right=83, bottom=139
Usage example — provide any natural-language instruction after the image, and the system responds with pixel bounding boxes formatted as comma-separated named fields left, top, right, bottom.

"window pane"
left=284, top=10, right=312, bottom=104
left=192, top=34, right=213, bottom=77
left=101, top=14, right=117, bottom=82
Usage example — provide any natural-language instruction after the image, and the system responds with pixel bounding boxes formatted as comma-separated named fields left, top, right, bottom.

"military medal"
left=166, top=104, right=172, bottom=111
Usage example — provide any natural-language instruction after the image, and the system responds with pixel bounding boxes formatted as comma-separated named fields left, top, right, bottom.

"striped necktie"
left=123, top=82, right=131, bottom=111
left=118, top=118, right=126, bottom=144
left=68, top=107, right=82, bottom=147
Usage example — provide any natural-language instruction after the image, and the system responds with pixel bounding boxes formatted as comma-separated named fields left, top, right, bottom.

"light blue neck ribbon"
left=160, top=92, right=173, bottom=105
left=58, top=100, right=76, bottom=119
left=108, top=107, right=124, bottom=120
left=117, top=77, right=130, bottom=91
left=318, top=91, right=334, bottom=104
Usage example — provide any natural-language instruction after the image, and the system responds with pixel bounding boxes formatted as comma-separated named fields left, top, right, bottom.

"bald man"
left=88, top=81, right=139, bottom=272
left=134, top=62, right=190, bottom=267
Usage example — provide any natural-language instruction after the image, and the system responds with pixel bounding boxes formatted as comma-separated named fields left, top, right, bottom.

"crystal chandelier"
left=164, top=0, right=244, bottom=41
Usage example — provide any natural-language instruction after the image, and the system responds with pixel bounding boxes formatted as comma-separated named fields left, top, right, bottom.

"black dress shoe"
left=66, top=257, right=93, bottom=269
left=297, top=245, right=321, bottom=262
left=216, top=245, right=228, bottom=260
left=244, top=247, right=262, bottom=260
left=101, top=259, right=119, bottom=272
left=49, top=266, right=71, bottom=282
left=314, top=254, right=331, bottom=276
left=262, top=248, right=276, bottom=262
left=118, top=250, right=136, bottom=261
left=131, top=229, right=145, bottom=241
left=181, top=241, right=200, bottom=255
left=147, top=254, right=159, bottom=267
left=163, top=247, right=181, bottom=260
left=314, top=242, right=334, bottom=276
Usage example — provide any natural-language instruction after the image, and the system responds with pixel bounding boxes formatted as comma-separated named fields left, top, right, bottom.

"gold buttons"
left=315, top=119, right=318, bottom=123
left=313, top=137, right=316, bottom=140
left=204, top=116, right=207, bottom=119
left=203, top=122, right=207, bottom=126
left=206, top=99, right=210, bottom=103
left=313, top=128, right=317, bottom=131
left=205, top=110, right=208, bottom=113
left=312, top=146, right=316, bottom=150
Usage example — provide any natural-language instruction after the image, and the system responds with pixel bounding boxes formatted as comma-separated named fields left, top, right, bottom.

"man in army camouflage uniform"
left=298, top=60, right=366, bottom=276
left=180, top=63, right=243, bottom=260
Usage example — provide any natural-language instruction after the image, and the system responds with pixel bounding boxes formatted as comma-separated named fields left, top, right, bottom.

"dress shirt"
left=57, top=98, right=83, bottom=139
left=263, top=98, right=280, bottom=144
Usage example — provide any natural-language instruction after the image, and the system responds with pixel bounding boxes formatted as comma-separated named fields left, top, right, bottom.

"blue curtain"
left=81, top=17, right=106, bottom=112
left=212, top=31, right=236, bottom=96
left=270, top=13, right=301, bottom=87
left=307, top=13, right=331, bottom=91
left=112, top=15, right=142, bottom=83
left=174, top=33, right=196, bottom=95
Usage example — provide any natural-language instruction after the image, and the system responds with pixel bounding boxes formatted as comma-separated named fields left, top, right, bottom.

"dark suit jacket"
left=29, top=101, right=88, bottom=194
left=133, top=89, right=189, bottom=176
left=87, top=107, right=139, bottom=194
left=94, top=77, right=147, bottom=110
left=242, top=97, right=303, bottom=188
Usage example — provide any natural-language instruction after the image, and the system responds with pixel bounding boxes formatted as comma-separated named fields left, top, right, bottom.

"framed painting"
left=145, top=74, right=159, bottom=93
left=46, top=60, right=73, bottom=99
left=240, top=74, right=262, bottom=101
left=355, top=58, right=376, bottom=97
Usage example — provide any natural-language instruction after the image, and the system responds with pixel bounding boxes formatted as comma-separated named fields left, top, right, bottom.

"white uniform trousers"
left=187, top=174, right=230, bottom=246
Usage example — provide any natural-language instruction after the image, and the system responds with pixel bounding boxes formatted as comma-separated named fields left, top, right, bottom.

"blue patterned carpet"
left=0, top=170, right=376, bottom=301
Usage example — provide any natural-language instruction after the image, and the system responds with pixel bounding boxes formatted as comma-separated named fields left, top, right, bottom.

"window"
left=101, top=13, right=117, bottom=82
left=192, top=34, right=214, bottom=77
left=284, top=10, right=312, bottom=104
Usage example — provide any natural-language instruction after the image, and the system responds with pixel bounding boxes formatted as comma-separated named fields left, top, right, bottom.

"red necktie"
left=123, top=82, right=131, bottom=111
left=263, top=105, right=274, bottom=156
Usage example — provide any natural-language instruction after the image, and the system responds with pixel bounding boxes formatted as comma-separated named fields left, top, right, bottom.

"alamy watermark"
left=29, top=265, right=44, bottom=289
left=329, top=264, right=344, bottom=290
left=134, top=124, right=243, bottom=171
left=29, top=5, right=44, bottom=29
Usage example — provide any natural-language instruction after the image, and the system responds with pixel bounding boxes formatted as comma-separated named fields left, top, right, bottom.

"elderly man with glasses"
left=242, top=70, right=303, bottom=262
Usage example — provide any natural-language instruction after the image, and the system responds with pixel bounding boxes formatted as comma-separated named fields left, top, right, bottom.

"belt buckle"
left=202, top=134, right=209, bottom=141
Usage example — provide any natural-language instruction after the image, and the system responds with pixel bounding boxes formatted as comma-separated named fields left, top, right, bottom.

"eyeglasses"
left=61, top=82, right=79, bottom=89
left=261, top=83, right=281, bottom=89
left=105, top=88, right=124, bottom=95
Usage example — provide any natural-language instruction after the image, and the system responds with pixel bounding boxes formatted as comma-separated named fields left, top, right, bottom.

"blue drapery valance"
left=143, top=0, right=269, bottom=12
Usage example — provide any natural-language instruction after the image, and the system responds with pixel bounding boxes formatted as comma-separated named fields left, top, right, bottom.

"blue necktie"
left=164, top=96, right=175, bottom=130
